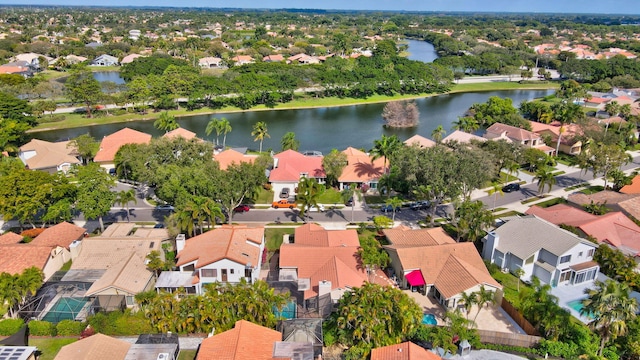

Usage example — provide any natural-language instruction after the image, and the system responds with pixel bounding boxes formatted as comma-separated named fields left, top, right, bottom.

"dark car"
left=502, top=183, right=521, bottom=193
left=234, top=204, right=250, bottom=213
left=381, top=204, right=401, bottom=213
left=153, top=223, right=165, bottom=229
left=345, top=197, right=354, bottom=207
left=279, top=187, right=290, bottom=199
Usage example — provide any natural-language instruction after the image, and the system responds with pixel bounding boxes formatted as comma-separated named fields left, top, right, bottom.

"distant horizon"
left=0, top=0, right=638, bottom=16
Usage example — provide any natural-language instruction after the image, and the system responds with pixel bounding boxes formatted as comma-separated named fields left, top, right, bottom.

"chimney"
left=176, top=234, right=186, bottom=253
left=482, top=231, right=499, bottom=261
left=318, top=280, right=331, bottom=298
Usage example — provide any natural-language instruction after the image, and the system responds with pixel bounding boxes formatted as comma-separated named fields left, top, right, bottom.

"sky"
left=0, top=0, right=638, bottom=15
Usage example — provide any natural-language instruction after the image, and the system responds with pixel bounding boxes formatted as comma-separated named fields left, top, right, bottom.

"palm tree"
left=154, top=111, right=179, bottom=133
left=251, top=121, right=270, bottom=153
left=453, top=116, right=480, bottom=134
left=370, top=135, right=401, bottom=176
left=205, top=118, right=221, bottom=145
left=296, top=177, right=324, bottom=221
left=514, top=268, right=525, bottom=291
left=582, top=280, right=638, bottom=356
left=604, top=100, right=621, bottom=117
left=115, top=189, right=137, bottom=222
left=341, top=183, right=363, bottom=223
left=280, top=131, right=300, bottom=151
left=491, top=183, right=504, bottom=210
left=384, top=197, right=403, bottom=223
left=472, top=285, right=495, bottom=324
left=219, top=118, right=232, bottom=148
left=431, top=125, right=446, bottom=144
left=534, top=167, right=556, bottom=196
left=459, top=291, right=476, bottom=320
left=620, top=104, right=632, bottom=120
left=200, top=197, right=224, bottom=229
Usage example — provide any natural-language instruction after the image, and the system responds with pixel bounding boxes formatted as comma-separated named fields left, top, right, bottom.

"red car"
left=234, top=204, right=250, bottom=213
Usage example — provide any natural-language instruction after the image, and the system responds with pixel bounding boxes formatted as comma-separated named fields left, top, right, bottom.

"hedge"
left=88, top=310, right=153, bottom=336
left=28, top=320, right=56, bottom=336
left=0, top=319, right=24, bottom=336
left=56, top=320, right=86, bottom=336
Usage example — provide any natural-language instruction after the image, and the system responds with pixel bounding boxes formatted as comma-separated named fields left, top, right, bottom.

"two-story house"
left=269, top=150, right=325, bottom=201
left=483, top=215, right=599, bottom=287
left=337, top=147, right=385, bottom=192
left=484, top=122, right=555, bottom=155
left=168, top=225, right=265, bottom=294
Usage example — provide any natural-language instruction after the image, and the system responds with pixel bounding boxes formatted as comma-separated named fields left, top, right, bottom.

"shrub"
left=20, top=228, right=45, bottom=239
left=88, top=310, right=153, bottom=336
left=0, top=319, right=24, bottom=336
left=263, top=183, right=272, bottom=190
left=56, top=320, right=85, bottom=336
left=28, top=320, right=56, bottom=336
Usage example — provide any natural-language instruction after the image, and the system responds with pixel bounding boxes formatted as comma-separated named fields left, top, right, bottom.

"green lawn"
left=60, top=260, right=72, bottom=271
left=533, top=197, right=568, bottom=208
left=178, top=350, right=197, bottom=360
left=487, top=265, right=526, bottom=308
left=318, top=188, right=343, bottom=204
left=580, top=185, right=604, bottom=195
left=521, top=195, right=548, bottom=204
left=253, top=188, right=274, bottom=204
left=30, top=338, right=78, bottom=360
left=265, top=227, right=296, bottom=251
left=449, top=81, right=559, bottom=93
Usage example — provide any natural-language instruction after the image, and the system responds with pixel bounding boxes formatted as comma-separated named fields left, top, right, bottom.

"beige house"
left=55, top=333, right=131, bottom=360
left=484, top=122, right=555, bottom=155
left=19, top=139, right=81, bottom=173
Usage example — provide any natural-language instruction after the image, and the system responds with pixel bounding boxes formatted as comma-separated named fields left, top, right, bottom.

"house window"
left=587, top=249, right=595, bottom=257
left=126, top=296, right=134, bottom=306
left=578, top=252, right=583, bottom=257
left=559, top=271, right=572, bottom=282
left=525, top=255, right=535, bottom=264
left=230, top=269, right=234, bottom=274
left=245, top=268, right=252, bottom=278
left=560, top=255, right=571, bottom=264
left=201, top=269, right=217, bottom=278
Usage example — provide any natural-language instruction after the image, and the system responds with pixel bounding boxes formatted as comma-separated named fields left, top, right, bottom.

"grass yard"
left=265, top=227, right=296, bottom=251
left=521, top=195, right=548, bottom=204
left=534, top=197, right=568, bottom=208
left=580, top=185, right=604, bottom=195
left=29, top=338, right=78, bottom=360
left=253, top=188, right=274, bottom=204
left=493, top=210, right=524, bottom=218
left=487, top=265, right=526, bottom=308
left=178, top=350, right=197, bottom=360
left=318, top=188, right=343, bottom=204
left=449, top=81, right=558, bottom=93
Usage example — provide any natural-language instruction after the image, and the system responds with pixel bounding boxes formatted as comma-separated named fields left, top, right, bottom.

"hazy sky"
left=0, top=0, right=638, bottom=15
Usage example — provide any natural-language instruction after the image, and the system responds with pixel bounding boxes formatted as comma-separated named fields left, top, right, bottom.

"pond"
left=405, top=39, right=438, bottom=63
left=92, top=71, right=125, bottom=85
left=33, top=89, right=554, bottom=154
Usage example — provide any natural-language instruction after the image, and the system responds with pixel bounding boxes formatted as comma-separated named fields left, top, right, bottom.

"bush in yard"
left=0, top=318, right=24, bottom=335
left=88, top=310, right=152, bottom=336
left=56, top=320, right=85, bottom=336
left=28, top=320, right=56, bottom=336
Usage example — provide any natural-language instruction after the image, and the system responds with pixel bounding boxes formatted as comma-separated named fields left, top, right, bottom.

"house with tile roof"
left=169, top=225, right=265, bottom=294
left=279, top=224, right=392, bottom=313
left=484, top=123, right=555, bottom=155
left=263, top=54, right=285, bottom=62
left=214, top=149, right=258, bottom=170
left=620, top=175, right=640, bottom=194
left=371, top=341, right=441, bottom=360
left=403, top=135, right=436, bottom=148
left=528, top=121, right=582, bottom=155
left=199, top=56, right=224, bottom=69
left=442, top=130, right=486, bottom=145
left=230, top=55, right=254, bottom=65
left=197, top=320, right=281, bottom=360
left=483, top=215, right=599, bottom=287
left=337, top=147, right=385, bottom=191
left=19, top=139, right=81, bottom=173
left=54, top=333, right=131, bottom=360
left=94, top=128, right=152, bottom=170
left=527, top=204, right=640, bottom=260
left=162, top=127, right=199, bottom=141
left=120, top=53, right=144, bottom=64
left=384, top=226, right=501, bottom=309
left=270, top=150, right=325, bottom=200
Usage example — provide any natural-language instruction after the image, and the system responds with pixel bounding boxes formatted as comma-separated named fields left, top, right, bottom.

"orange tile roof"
left=214, top=149, right=257, bottom=170
left=621, top=175, right=640, bottom=194
left=293, top=223, right=360, bottom=247
left=30, top=221, right=86, bottom=249
left=270, top=150, right=325, bottom=182
left=54, top=333, right=131, bottom=360
left=568, top=190, right=637, bottom=207
left=371, top=342, right=441, bottom=360
left=19, top=139, right=81, bottom=170
left=0, top=231, right=23, bottom=245
left=526, top=204, right=597, bottom=226
left=485, top=123, right=541, bottom=142
left=404, top=135, right=436, bottom=148
left=338, top=147, right=385, bottom=183
left=384, top=226, right=456, bottom=247
left=94, top=128, right=152, bottom=163
left=162, top=127, right=197, bottom=140
left=197, top=320, right=281, bottom=360
left=0, top=244, right=52, bottom=275
left=176, top=225, right=264, bottom=269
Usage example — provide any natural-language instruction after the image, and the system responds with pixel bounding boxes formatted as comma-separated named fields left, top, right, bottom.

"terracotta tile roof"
left=618, top=196, right=640, bottom=220
left=386, top=242, right=501, bottom=299
left=620, top=175, right=640, bottom=194
left=371, top=342, right=441, bottom=360
left=404, top=135, right=436, bottom=148
left=384, top=226, right=456, bottom=247
left=214, top=149, right=257, bottom=170
left=485, top=123, right=541, bottom=142
left=0, top=244, right=52, bottom=275
left=30, top=222, right=86, bottom=249
left=71, top=236, right=163, bottom=271
left=270, top=150, right=325, bottom=182
left=19, top=139, right=81, bottom=170
left=197, top=320, right=281, bottom=360
left=568, top=190, right=638, bottom=207
left=442, top=130, right=486, bottom=144
left=0, top=231, right=23, bottom=245
left=0, top=65, right=29, bottom=74
left=525, top=204, right=598, bottom=227
left=162, top=127, right=197, bottom=140
left=578, top=212, right=640, bottom=256
left=176, top=225, right=264, bottom=269
left=94, top=128, right=152, bottom=163
left=263, top=54, right=284, bottom=62
left=54, top=333, right=131, bottom=360
left=338, top=147, right=385, bottom=183
left=293, top=224, right=360, bottom=247
left=86, top=253, right=152, bottom=296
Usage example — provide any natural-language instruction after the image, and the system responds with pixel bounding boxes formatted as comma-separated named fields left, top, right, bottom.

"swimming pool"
left=273, top=300, right=297, bottom=319
left=422, top=313, right=437, bottom=326
left=567, top=299, right=585, bottom=313
left=41, top=297, right=89, bottom=323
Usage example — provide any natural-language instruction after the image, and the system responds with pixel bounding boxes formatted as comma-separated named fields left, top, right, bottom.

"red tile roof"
left=176, top=225, right=264, bottom=269
left=371, top=342, right=441, bottom=360
left=338, top=147, right=385, bottom=183
left=30, top=222, right=86, bottom=249
left=384, top=226, right=456, bottom=247
left=621, top=175, right=640, bottom=194
left=214, top=149, right=257, bottom=170
left=525, top=204, right=598, bottom=227
left=293, top=223, right=360, bottom=247
left=0, top=232, right=23, bottom=245
left=0, top=244, right=53, bottom=275
left=162, top=127, right=197, bottom=140
left=270, top=150, right=325, bottom=182
left=94, top=128, right=152, bottom=163
left=197, top=320, right=281, bottom=360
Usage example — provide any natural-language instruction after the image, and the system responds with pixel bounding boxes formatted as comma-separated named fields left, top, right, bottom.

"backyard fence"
left=477, top=329, right=542, bottom=348
left=500, top=298, right=540, bottom=336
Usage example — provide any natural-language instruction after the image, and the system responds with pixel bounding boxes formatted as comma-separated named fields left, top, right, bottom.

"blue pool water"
left=567, top=299, right=584, bottom=312
left=273, top=300, right=296, bottom=319
left=422, top=313, right=437, bottom=325
left=41, top=297, right=89, bottom=323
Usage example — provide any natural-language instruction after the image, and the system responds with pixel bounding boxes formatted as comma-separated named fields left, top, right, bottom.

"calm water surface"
left=405, top=39, right=438, bottom=63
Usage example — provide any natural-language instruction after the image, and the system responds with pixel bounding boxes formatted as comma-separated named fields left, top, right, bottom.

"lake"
left=34, top=89, right=554, bottom=154
left=405, top=39, right=438, bottom=63
left=92, top=71, right=125, bottom=85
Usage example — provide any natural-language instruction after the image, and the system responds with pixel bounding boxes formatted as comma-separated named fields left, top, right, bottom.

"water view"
left=92, top=71, right=125, bottom=85
left=405, top=39, right=438, bottom=63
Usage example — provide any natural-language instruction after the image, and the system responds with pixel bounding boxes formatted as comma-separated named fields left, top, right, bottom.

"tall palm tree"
left=296, top=177, right=324, bottom=221
left=452, top=117, right=480, bottom=134
left=115, top=189, right=137, bottom=222
left=251, top=121, right=270, bottom=153
left=472, top=285, right=495, bottom=324
left=280, top=131, right=300, bottom=151
left=341, top=183, right=363, bottom=223
left=154, top=111, right=179, bottom=133
left=534, top=167, right=556, bottom=196
left=604, top=100, right=621, bottom=117
left=205, top=118, right=221, bottom=145
left=582, top=280, right=638, bottom=356
left=431, top=125, right=446, bottom=143
left=459, top=291, right=476, bottom=320
left=219, top=118, right=232, bottom=148
left=384, top=197, right=403, bottom=223
left=371, top=134, right=401, bottom=176
left=491, top=183, right=504, bottom=210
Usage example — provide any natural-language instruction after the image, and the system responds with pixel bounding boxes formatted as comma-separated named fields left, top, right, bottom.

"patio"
left=404, top=290, right=525, bottom=334
left=550, top=272, right=611, bottom=324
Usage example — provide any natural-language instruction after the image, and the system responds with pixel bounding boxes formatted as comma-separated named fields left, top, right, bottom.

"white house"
left=483, top=215, right=599, bottom=287
left=91, top=54, right=119, bottom=66
left=166, top=225, right=265, bottom=294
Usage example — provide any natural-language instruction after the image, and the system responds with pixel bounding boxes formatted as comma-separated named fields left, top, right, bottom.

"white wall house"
left=483, top=215, right=599, bottom=287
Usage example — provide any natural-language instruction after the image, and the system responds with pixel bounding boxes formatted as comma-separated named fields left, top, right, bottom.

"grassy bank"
left=30, top=81, right=558, bottom=132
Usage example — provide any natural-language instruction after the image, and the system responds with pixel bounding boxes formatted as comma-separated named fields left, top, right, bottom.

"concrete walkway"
left=449, top=349, right=527, bottom=360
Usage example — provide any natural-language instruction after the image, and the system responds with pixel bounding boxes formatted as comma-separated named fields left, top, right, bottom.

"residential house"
left=0, top=222, right=85, bottom=281
left=0, top=346, right=38, bottom=360
left=269, top=150, right=325, bottom=199
left=263, top=54, right=284, bottom=62
left=288, top=53, right=320, bottom=64
left=19, top=139, right=81, bottom=173
left=483, top=215, right=599, bottom=286
left=126, top=334, right=179, bottom=360
left=442, top=130, right=486, bottom=145
left=120, top=54, right=144, bottom=64
left=279, top=224, right=392, bottom=313
left=162, top=127, right=199, bottom=141
left=404, top=135, right=436, bottom=148
left=12, top=52, right=53, bottom=70
left=198, top=56, right=224, bottom=69
left=91, top=54, right=119, bottom=66
left=484, top=123, right=555, bottom=155
left=50, top=54, right=88, bottom=67
left=620, top=175, right=640, bottom=194
left=529, top=121, right=582, bottom=155
left=0, top=61, right=33, bottom=77
left=527, top=204, right=640, bottom=260
left=230, top=55, right=254, bottom=65
left=384, top=226, right=501, bottom=309
left=337, top=147, right=385, bottom=191
left=94, top=128, right=152, bottom=170
left=54, top=333, right=131, bottom=360
left=214, top=149, right=258, bottom=170
left=371, top=342, right=441, bottom=360
left=67, top=223, right=167, bottom=308
left=168, top=225, right=265, bottom=294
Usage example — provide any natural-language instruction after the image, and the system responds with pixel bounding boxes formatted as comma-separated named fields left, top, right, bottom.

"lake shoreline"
left=29, top=82, right=559, bottom=133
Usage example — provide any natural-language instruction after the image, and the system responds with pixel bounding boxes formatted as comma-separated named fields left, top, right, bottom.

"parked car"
left=502, top=183, right=521, bottom=193
left=155, top=204, right=175, bottom=211
left=153, top=223, right=165, bottom=229
left=279, top=187, right=290, bottom=199
left=234, top=204, right=250, bottom=213
left=308, top=204, right=325, bottom=212
left=410, top=201, right=431, bottom=210
left=381, top=204, right=401, bottom=213
left=345, top=197, right=354, bottom=207
left=272, top=199, right=296, bottom=209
